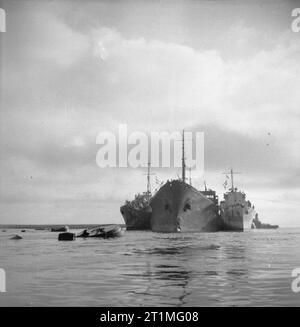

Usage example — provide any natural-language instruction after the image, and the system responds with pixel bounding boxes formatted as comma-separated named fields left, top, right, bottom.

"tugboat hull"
left=120, top=205, right=151, bottom=230
left=150, top=180, right=221, bottom=233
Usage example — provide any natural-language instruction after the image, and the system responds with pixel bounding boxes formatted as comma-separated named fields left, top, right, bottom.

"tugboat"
left=120, top=162, right=152, bottom=230
left=150, top=131, right=221, bottom=233
left=220, top=169, right=256, bottom=231
left=251, top=213, right=279, bottom=229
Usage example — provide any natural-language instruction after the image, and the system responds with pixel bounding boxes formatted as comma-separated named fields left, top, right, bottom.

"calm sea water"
left=0, top=228, right=300, bottom=306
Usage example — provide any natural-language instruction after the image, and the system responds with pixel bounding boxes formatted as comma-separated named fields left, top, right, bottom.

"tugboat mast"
left=182, top=130, right=186, bottom=182
left=230, top=168, right=234, bottom=191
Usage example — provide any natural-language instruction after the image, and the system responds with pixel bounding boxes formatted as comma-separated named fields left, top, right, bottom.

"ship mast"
left=222, top=168, right=241, bottom=192
left=182, top=130, right=186, bottom=182
left=147, top=161, right=151, bottom=194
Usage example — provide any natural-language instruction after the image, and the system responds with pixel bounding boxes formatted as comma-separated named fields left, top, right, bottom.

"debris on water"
left=10, top=234, right=22, bottom=240
left=76, top=229, right=90, bottom=238
left=77, top=224, right=124, bottom=238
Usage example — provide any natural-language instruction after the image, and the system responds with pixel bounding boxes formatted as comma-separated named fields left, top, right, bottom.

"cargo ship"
left=220, top=169, right=256, bottom=231
left=150, top=131, right=221, bottom=233
left=120, top=162, right=152, bottom=230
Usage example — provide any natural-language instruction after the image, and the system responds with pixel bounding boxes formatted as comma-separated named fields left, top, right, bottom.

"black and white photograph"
left=0, top=0, right=300, bottom=310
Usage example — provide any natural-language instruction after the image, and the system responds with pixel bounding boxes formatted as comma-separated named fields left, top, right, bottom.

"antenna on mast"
left=144, top=160, right=154, bottom=194
left=188, top=167, right=192, bottom=186
left=222, top=168, right=242, bottom=191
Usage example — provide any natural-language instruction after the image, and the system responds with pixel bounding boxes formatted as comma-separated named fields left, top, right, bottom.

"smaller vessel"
left=251, top=213, right=279, bottom=229
left=51, top=226, right=69, bottom=232
left=120, top=162, right=152, bottom=230
left=220, top=169, right=256, bottom=231
left=77, top=225, right=123, bottom=238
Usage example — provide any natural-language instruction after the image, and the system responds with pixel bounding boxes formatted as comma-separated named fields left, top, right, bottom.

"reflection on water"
left=128, top=241, right=193, bottom=306
left=0, top=228, right=300, bottom=306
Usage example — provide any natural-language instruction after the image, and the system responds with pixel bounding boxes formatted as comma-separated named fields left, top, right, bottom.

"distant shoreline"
left=0, top=224, right=126, bottom=230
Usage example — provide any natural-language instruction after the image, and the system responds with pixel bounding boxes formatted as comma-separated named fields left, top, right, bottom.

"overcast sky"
left=0, top=0, right=299, bottom=226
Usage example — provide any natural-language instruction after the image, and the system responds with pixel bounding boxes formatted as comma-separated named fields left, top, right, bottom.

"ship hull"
left=120, top=205, right=151, bottom=230
left=150, top=180, right=221, bottom=233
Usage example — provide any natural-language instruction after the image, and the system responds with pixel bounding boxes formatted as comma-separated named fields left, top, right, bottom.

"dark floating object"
left=10, top=234, right=22, bottom=240
left=2, top=230, right=6, bottom=232
left=77, top=224, right=124, bottom=238
left=21, top=230, right=26, bottom=232
left=51, top=226, right=69, bottom=232
left=58, top=232, right=76, bottom=241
